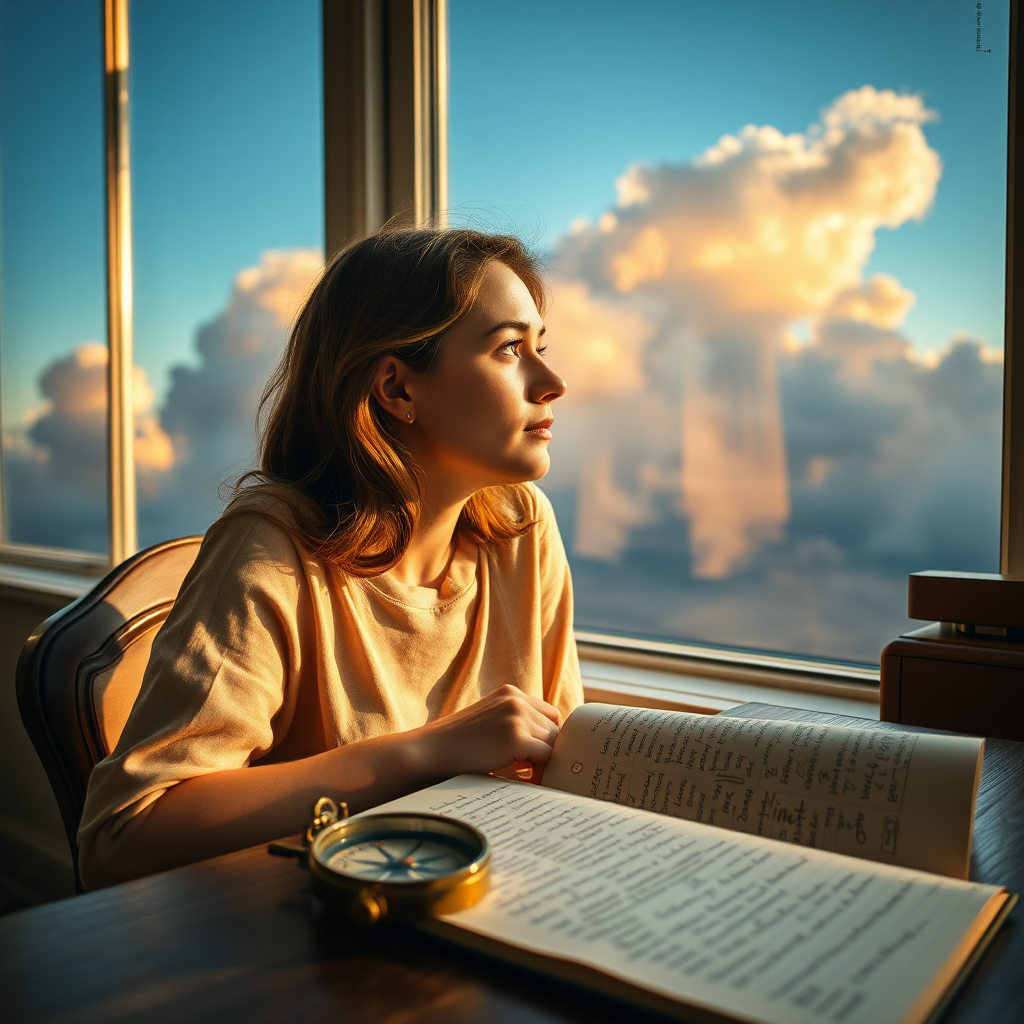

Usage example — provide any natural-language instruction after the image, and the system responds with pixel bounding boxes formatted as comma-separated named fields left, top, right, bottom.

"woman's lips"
left=526, top=418, right=553, bottom=440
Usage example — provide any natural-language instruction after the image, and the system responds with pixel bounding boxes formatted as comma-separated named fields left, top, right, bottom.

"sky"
left=497, top=78, right=1004, bottom=660
left=449, top=0, right=1010, bottom=360
left=128, top=0, right=323, bottom=397
left=0, top=0, right=107, bottom=430
left=0, top=0, right=323, bottom=430
left=0, top=0, right=1012, bottom=661
left=444, top=0, right=1009, bottom=660
left=1, top=0, right=1009, bottom=425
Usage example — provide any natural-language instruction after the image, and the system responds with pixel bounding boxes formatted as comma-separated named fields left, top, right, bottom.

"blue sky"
left=0, top=0, right=322, bottom=429
left=129, top=0, right=322, bottom=395
left=449, top=0, right=1010, bottom=358
left=1, top=0, right=1010, bottom=423
left=0, top=0, right=107, bottom=428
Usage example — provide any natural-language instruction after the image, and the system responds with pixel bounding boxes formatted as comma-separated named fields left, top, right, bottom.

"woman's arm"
left=80, top=685, right=559, bottom=889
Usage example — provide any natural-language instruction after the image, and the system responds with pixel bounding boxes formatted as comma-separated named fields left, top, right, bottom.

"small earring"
left=405, top=411, right=414, bottom=422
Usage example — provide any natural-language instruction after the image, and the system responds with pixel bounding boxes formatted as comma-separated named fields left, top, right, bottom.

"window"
left=0, top=0, right=323, bottom=563
left=1, top=0, right=1021, bottom=693
left=449, top=0, right=1012, bottom=666
left=0, top=0, right=109, bottom=558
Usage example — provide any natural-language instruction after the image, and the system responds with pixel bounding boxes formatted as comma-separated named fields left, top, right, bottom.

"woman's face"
left=387, top=261, right=567, bottom=499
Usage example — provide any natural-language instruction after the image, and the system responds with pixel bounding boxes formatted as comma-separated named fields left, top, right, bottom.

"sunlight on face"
left=407, top=261, right=567, bottom=495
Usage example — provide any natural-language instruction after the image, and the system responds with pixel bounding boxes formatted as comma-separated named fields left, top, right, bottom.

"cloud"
left=139, top=248, right=323, bottom=542
left=547, top=87, right=946, bottom=578
left=542, top=280, right=654, bottom=398
left=25, top=342, right=172, bottom=484
left=780, top=331, right=1001, bottom=571
left=573, top=448, right=650, bottom=561
left=569, top=87, right=939, bottom=321
left=160, top=249, right=322, bottom=454
left=545, top=322, right=1000, bottom=662
left=3, top=249, right=323, bottom=551
left=23, top=344, right=108, bottom=490
left=826, top=273, right=916, bottom=331
left=2, top=343, right=173, bottom=551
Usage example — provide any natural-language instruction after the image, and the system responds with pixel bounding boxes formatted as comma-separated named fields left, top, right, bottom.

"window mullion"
left=104, top=0, right=136, bottom=566
left=322, top=0, right=447, bottom=259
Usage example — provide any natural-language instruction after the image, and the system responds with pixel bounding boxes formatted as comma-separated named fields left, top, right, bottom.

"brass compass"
left=270, top=797, right=491, bottom=925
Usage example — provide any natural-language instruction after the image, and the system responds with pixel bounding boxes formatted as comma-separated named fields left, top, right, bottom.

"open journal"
left=363, top=704, right=1014, bottom=1024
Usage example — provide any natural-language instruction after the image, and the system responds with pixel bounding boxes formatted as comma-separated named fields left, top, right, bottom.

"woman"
left=78, top=228, right=583, bottom=889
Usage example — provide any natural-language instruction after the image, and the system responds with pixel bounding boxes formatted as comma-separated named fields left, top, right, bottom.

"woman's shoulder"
left=199, top=494, right=311, bottom=580
left=162, top=504, right=316, bottom=632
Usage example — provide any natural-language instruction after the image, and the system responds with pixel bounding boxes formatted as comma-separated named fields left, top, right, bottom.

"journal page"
left=543, top=704, right=984, bottom=878
left=371, top=775, right=1007, bottom=1024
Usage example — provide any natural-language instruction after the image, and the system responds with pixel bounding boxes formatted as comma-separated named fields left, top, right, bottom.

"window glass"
left=129, top=0, right=324, bottom=549
left=450, top=0, right=1009, bottom=664
left=0, top=0, right=109, bottom=555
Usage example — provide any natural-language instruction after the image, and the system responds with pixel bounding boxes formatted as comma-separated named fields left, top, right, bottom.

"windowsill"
left=581, top=658, right=879, bottom=720
left=0, top=560, right=98, bottom=605
left=0, top=556, right=881, bottom=720
left=578, top=632, right=880, bottom=720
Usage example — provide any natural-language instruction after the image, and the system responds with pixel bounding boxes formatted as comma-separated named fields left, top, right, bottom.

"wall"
left=0, top=588, right=76, bottom=913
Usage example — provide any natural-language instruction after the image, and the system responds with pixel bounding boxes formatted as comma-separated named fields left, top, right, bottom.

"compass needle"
left=373, top=840, right=401, bottom=864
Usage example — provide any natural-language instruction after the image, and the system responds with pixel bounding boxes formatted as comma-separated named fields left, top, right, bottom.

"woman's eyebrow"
left=485, top=320, right=547, bottom=336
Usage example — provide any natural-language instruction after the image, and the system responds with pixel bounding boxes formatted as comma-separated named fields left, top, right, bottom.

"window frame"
left=0, top=0, right=1018, bottom=709
left=1004, top=0, right=1024, bottom=577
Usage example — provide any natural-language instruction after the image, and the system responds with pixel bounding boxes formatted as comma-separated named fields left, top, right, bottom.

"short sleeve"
left=78, top=513, right=314, bottom=861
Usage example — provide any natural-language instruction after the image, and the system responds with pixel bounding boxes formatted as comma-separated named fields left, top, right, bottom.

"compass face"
left=320, top=829, right=476, bottom=883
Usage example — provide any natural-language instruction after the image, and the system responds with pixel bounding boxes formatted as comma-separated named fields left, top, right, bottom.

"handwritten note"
left=543, top=705, right=984, bottom=877
left=373, top=775, right=1003, bottom=1024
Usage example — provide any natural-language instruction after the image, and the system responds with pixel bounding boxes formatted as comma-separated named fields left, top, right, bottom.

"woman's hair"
left=224, top=226, right=547, bottom=576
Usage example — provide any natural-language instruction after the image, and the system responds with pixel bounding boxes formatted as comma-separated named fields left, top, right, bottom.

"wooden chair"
left=16, top=537, right=202, bottom=890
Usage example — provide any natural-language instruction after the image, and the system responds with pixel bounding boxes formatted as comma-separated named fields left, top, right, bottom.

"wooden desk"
left=1, top=703, right=1021, bottom=1023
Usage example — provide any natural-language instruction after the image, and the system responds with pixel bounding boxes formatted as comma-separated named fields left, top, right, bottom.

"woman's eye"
left=500, top=340, right=524, bottom=357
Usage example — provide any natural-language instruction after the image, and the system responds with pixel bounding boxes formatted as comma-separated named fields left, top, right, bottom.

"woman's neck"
left=389, top=497, right=466, bottom=590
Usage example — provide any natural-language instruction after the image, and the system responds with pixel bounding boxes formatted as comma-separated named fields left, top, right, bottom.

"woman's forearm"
left=80, top=685, right=561, bottom=890
left=81, top=730, right=442, bottom=889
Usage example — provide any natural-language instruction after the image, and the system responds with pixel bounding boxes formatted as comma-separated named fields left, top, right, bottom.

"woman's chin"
left=517, top=453, right=551, bottom=483
left=483, top=457, right=550, bottom=488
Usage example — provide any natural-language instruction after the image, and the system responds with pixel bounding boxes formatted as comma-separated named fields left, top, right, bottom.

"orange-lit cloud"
left=551, top=87, right=943, bottom=576
left=543, top=281, right=653, bottom=398
left=573, top=448, right=649, bottom=561
left=24, top=343, right=173, bottom=492
left=826, top=273, right=916, bottom=330
left=600, top=87, right=939, bottom=320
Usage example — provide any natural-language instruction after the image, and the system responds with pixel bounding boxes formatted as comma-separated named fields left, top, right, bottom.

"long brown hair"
left=224, top=227, right=547, bottom=576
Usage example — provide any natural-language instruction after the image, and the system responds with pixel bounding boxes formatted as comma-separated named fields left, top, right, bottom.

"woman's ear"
left=372, top=356, right=417, bottom=425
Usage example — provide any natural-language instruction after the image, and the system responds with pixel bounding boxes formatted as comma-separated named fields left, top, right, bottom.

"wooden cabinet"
left=880, top=624, right=1024, bottom=740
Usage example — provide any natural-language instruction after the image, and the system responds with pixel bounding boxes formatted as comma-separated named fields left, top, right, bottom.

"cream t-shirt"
left=78, top=483, right=583, bottom=862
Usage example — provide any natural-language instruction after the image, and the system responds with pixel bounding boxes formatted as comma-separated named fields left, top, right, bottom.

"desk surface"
left=1, top=703, right=1021, bottom=1024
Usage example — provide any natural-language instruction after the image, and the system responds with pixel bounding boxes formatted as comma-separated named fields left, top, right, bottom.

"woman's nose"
left=528, top=359, right=567, bottom=404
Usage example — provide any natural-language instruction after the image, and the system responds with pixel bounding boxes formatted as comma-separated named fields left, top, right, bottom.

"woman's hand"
left=409, top=684, right=561, bottom=781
